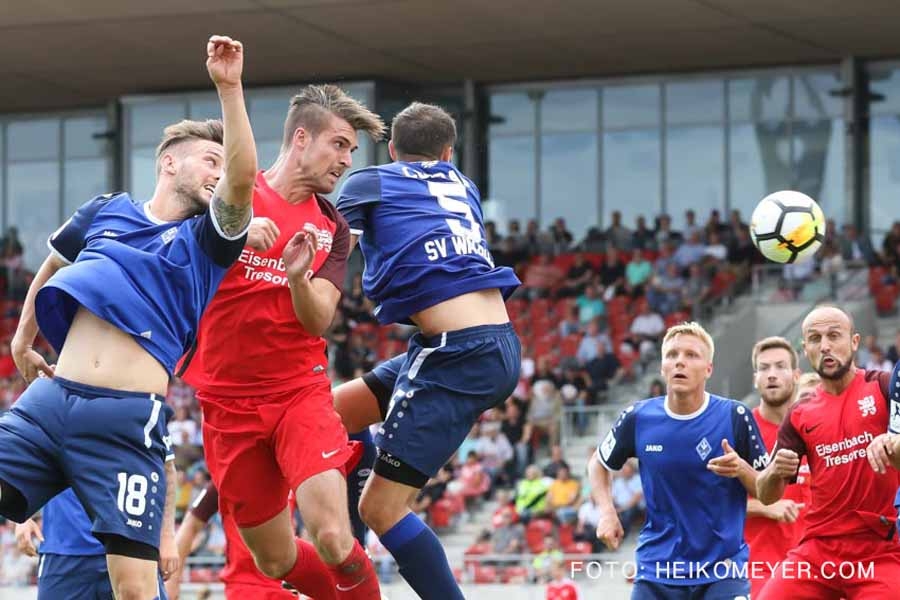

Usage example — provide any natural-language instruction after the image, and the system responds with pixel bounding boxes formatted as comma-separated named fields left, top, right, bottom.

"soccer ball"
left=749, top=191, right=826, bottom=264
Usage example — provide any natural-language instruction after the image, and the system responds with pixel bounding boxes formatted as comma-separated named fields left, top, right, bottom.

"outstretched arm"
left=207, top=35, right=256, bottom=236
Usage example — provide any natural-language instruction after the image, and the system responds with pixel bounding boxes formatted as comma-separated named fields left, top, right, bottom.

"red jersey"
left=183, top=172, right=349, bottom=396
left=775, top=369, right=899, bottom=541
left=546, top=579, right=580, bottom=600
left=745, top=406, right=811, bottom=565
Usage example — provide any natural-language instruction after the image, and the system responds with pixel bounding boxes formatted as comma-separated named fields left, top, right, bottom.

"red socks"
left=281, top=538, right=339, bottom=600
left=328, top=540, right=382, bottom=599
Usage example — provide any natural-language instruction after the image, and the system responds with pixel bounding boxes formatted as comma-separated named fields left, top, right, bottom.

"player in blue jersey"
left=588, top=322, right=767, bottom=599
left=336, top=102, right=521, bottom=600
left=15, top=489, right=167, bottom=599
left=1, top=35, right=256, bottom=600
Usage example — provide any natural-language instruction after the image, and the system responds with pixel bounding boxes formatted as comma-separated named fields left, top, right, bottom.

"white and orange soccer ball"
left=749, top=190, right=826, bottom=264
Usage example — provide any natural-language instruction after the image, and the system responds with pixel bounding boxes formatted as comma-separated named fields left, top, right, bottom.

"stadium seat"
left=876, top=285, right=898, bottom=315
left=869, top=266, right=889, bottom=293
left=429, top=498, right=454, bottom=530
left=665, top=310, right=691, bottom=329
left=502, top=565, right=530, bottom=583
left=472, top=565, right=499, bottom=584
left=560, top=334, right=582, bottom=357
left=526, top=519, right=554, bottom=552
left=565, top=541, right=594, bottom=555
left=558, top=523, right=575, bottom=547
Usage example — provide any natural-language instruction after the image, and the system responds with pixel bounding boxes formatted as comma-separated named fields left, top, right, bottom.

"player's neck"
left=666, top=389, right=706, bottom=415
left=264, top=156, right=316, bottom=204
left=145, top=193, right=191, bottom=222
left=759, top=399, right=789, bottom=425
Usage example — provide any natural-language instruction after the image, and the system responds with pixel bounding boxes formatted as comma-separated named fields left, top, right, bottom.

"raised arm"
left=206, top=35, right=256, bottom=236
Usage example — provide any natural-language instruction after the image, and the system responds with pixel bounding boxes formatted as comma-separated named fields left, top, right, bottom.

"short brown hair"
left=752, top=336, right=799, bottom=371
left=282, top=85, right=385, bottom=149
left=391, top=102, right=457, bottom=160
left=155, top=119, right=223, bottom=174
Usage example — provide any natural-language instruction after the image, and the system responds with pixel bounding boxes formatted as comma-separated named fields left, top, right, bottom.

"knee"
left=359, top=495, right=399, bottom=535
left=111, top=581, right=150, bottom=600
left=253, top=553, right=295, bottom=579
left=311, top=525, right=354, bottom=565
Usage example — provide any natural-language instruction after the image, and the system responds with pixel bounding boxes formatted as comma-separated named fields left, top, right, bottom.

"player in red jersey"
left=744, top=336, right=811, bottom=597
left=165, top=482, right=297, bottom=600
left=181, top=87, right=386, bottom=600
left=757, top=305, right=900, bottom=599
left=546, top=560, right=581, bottom=600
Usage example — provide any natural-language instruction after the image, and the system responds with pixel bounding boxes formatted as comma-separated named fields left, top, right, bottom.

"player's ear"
left=388, top=140, right=398, bottom=161
left=160, top=153, right=177, bottom=176
left=293, top=126, right=308, bottom=150
left=850, top=331, right=860, bottom=351
left=440, top=145, right=453, bottom=163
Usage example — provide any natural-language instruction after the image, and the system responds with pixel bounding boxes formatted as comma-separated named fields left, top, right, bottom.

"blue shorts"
left=632, top=579, right=750, bottom=600
left=0, top=377, right=173, bottom=550
left=38, top=553, right=168, bottom=600
left=374, top=322, right=520, bottom=479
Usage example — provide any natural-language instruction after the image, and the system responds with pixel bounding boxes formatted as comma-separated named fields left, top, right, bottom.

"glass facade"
left=2, top=113, right=113, bottom=271
left=486, top=67, right=847, bottom=241
left=868, top=61, right=900, bottom=239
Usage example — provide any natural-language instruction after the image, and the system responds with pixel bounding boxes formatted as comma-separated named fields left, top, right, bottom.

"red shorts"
left=758, top=535, right=900, bottom=600
left=199, top=380, right=353, bottom=527
left=225, top=582, right=296, bottom=600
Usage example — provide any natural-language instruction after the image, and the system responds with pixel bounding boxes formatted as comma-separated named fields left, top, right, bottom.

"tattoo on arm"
left=212, top=194, right=252, bottom=237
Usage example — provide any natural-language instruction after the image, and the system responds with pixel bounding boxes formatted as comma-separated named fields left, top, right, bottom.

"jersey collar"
left=664, top=392, right=710, bottom=420
left=143, top=201, right=170, bottom=225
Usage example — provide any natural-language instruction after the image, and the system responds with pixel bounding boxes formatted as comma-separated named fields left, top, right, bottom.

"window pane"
left=603, top=128, right=660, bottom=227
left=490, top=93, right=535, bottom=135
left=541, top=133, right=598, bottom=239
left=130, top=146, right=157, bottom=203
left=603, top=85, right=660, bottom=129
left=868, top=63, right=900, bottom=116
left=486, top=135, right=536, bottom=232
left=792, top=118, right=844, bottom=223
left=129, top=101, right=187, bottom=146
left=64, top=158, right=110, bottom=216
left=250, top=95, right=289, bottom=145
left=666, top=125, right=725, bottom=229
left=665, top=80, right=724, bottom=125
left=870, top=115, right=900, bottom=235
left=188, top=95, right=221, bottom=120
left=729, top=76, right=791, bottom=122
left=8, top=162, right=60, bottom=271
left=65, top=116, right=109, bottom=159
left=8, top=119, right=59, bottom=161
left=728, top=121, right=792, bottom=218
left=793, top=71, right=843, bottom=119
left=542, top=89, right=597, bottom=132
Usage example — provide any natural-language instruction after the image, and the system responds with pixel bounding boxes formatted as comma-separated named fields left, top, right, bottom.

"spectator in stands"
left=683, top=209, right=702, bottom=241
left=168, top=404, right=200, bottom=448
left=629, top=303, right=666, bottom=362
left=782, top=257, right=815, bottom=298
left=881, top=221, right=900, bottom=263
left=865, top=346, right=893, bottom=371
left=728, top=209, right=748, bottom=239
left=557, top=253, right=595, bottom=298
left=859, top=332, right=878, bottom=369
left=515, top=465, right=550, bottom=523
left=327, top=309, right=354, bottom=380
left=526, top=219, right=555, bottom=256
left=886, top=330, right=900, bottom=364
left=543, top=445, right=571, bottom=479
left=575, top=283, right=605, bottom=324
left=840, top=223, right=879, bottom=266
left=484, top=220, right=502, bottom=249
left=578, top=227, right=605, bottom=253
left=410, top=465, right=454, bottom=518
left=459, top=450, right=490, bottom=510
left=605, top=210, right=632, bottom=250
left=648, top=379, right=665, bottom=398
left=705, top=209, right=731, bottom=240
left=727, top=227, right=756, bottom=275
left=502, top=401, right=532, bottom=480
left=632, top=215, right=655, bottom=251
left=0, top=345, right=16, bottom=379
left=529, top=380, right=562, bottom=447
left=647, top=262, right=685, bottom=315
left=558, top=306, right=582, bottom=337
left=524, top=254, right=564, bottom=299
left=625, top=248, right=653, bottom=294
left=682, top=263, right=712, bottom=315
left=546, top=466, right=580, bottom=524
left=347, top=331, right=376, bottom=372
left=599, top=248, right=626, bottom=296
left=559, top=365, right=591, bottom=434
left=585, top=342, right=622, bottom=401
left=575, top=492, right=604, bottom=553
left=532, top=536, right=564, bottom=583
left=0, top=227, right=23, bottom=261
left=550, top=218, right=574, bottom=253
left=704, top=230, right=728, bottom=262
left=672, top=231, right=707, bottom=271
left=612, top=460, right=644, bottom=538
left=478, top=425, right=514, bottom=489
left=174, top=469, right=193, bottom=520
left=576, top=319, right=611, bottom=365
left=456, top=423, right=482, bottom=465
left=492, top=509, right=526, bottom=555
left=341, top=273, right=368, bottom=324
left=654, top=214, right=682, bottom=246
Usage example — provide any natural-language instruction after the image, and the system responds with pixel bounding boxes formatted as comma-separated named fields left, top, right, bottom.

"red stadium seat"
left=876, top=286, right=898, bottom=315
left=560, top=334, right=582, bottom=357
left=869, top=266, right=889, bottom=293
left=472, top=565, right=499, bottom=584
left=558, top=523, right=575, bottom=547
left=526, top=519, right=554, bottom=552
left=429, top=498, right=454, bottom=529
left=665, top=311, right=691, bottom=329
left=565, top=541, right=594, bottom=555
left=502, top=565, right=530, bottom=583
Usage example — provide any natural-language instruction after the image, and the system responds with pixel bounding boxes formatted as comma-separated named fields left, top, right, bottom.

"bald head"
left=801, top=305, right=854, bottom=337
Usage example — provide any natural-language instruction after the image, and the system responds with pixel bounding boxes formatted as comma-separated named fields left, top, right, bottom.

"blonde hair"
left=282, top=84, right=385, bottom=149
left=662, top=321, right=715, bottom=361
left=797, top=372, right=821, bottom=389
left=155, top=119, right=223, bottom=175
left=752, top=336, right=799, bottom=371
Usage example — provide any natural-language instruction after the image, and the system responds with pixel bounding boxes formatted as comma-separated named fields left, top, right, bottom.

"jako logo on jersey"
left=161, top=227, right=178, bottom=245
left=645, top=444, right=664, bottom=452
left=101, top=230, right=118, bottom=238
left=126, top=518, right=143, bottom=528
left=858, top=395, right=877, bottom=417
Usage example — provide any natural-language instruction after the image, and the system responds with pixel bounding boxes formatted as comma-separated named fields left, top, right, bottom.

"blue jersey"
left=598, top=394, right=767, bottom=585
left=40, top=489, right=104, bottom=556
left=36, top=193, right=248, bottom=374
left=336, top=161, right=520, bottom=325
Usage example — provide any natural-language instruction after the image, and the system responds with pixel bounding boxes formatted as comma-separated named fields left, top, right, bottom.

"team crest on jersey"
left=858, top=395, right=877, bottom=418
left=696, top=437, right=712, bottom=460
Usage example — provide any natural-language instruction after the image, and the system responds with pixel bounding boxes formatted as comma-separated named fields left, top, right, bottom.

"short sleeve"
left=336, top=169, right=382, bottom=235
left=47, top=194, right=115, bottom=263
left=732, top=402, right=769, bottom=470
left=597, top=404, right=638, bottom=471
left=314, top=200, right=350, bottom=290
left=887, top=365, right=900, bottom=434
left=189, top=483, right=219, bottom=523
left=190, top=206, right=250, bottom=268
